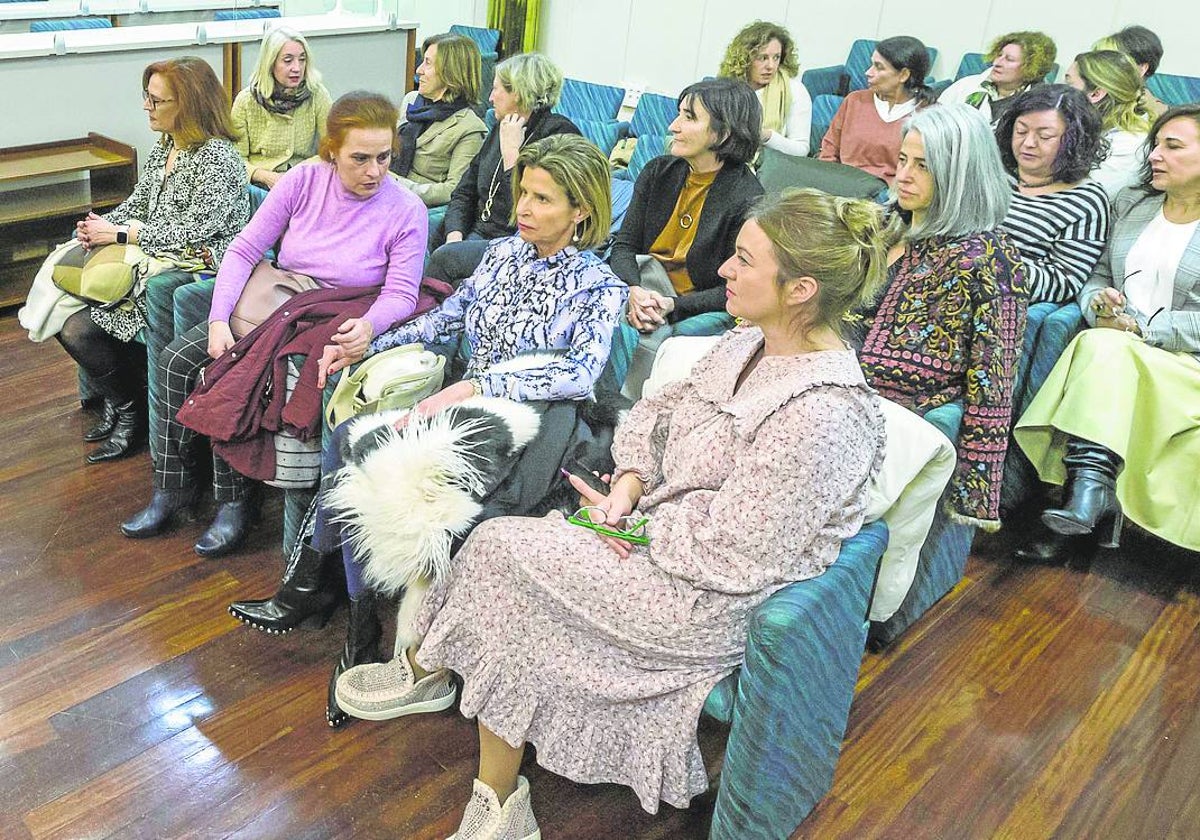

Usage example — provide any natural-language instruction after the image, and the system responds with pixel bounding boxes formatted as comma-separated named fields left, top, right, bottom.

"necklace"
left=1018, top=175, right=1057, bottom=189
left=479, top=157, right=504, bottom=223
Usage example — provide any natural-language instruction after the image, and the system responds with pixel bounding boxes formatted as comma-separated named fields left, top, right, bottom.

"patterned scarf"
left=253, top=81, right=313, bottom=115
left=966, top=78, right=1033, bottom=110
left=393, top=95, right=469, bottom=176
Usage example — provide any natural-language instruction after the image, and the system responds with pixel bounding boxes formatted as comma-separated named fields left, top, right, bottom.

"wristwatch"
left=470, top=379, right=484, bottom=398
left=115, top=226, right=129, bottom=245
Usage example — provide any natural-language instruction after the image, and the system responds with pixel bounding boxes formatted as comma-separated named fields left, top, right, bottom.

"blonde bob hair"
left=495, top=53, right=564, bottom=112
left=250, top=27, right=328, bottom=101
left=510, top=135, right=612, bottom=250
left=422, top=33, right=482, bottom=104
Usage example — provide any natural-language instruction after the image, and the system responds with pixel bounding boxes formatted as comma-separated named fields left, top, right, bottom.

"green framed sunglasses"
left=567, top=506, right=651, bottom=545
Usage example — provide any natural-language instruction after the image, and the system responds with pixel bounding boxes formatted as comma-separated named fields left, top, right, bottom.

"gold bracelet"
left=470, top=379, right=483, bottom=398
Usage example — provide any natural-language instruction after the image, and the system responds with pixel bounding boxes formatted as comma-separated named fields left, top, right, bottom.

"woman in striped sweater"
left=995, top=85, right=1112, bottom=304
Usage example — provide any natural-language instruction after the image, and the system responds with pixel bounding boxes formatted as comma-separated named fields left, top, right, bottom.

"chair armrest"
left=709, top=521, right=887, bottom=839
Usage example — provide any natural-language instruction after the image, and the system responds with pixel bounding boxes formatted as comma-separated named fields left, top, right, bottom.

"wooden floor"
left=2, top=312, right=1198, bottom=840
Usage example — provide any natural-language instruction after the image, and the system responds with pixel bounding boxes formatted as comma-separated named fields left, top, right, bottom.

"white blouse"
left=1124, top=208, right=1200, bottom=317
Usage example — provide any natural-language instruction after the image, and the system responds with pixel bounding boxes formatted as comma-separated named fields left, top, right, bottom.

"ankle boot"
left=1013, top=523, right=1076, bottom=563
left=121, top=487, right=197, bottom=538
left=328, top=591, right=382, bottom=728
left=1041, top=438, right=1124, bottom=547
left=87, top=400, right=147, bottom=463
left=229, top=540, right=343, bottom=633
left=194, top=494, right=261, bottom=558
left=83, top=400, right=118, bottom=442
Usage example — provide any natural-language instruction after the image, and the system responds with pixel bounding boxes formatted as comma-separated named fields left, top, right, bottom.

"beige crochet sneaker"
left=448, top=776, right=540, bottom=840
left=334, top=650, right=456, bottom=721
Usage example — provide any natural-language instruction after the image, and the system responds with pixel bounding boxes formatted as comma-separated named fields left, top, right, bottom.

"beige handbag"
left=325, top=343, right=446, bottom=430
left=230, top=260, right=321, bottom=339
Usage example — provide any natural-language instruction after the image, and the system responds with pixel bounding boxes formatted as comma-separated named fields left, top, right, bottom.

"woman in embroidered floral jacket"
left=854, top=105, right=1027, bottom=529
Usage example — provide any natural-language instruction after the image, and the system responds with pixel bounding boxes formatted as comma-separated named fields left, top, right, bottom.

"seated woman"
left=332, top=188, right=888, bottom=835
left=226, top=135, right=628, bottom=728
left=718, top=20, right=812, bottom=157
left=120, top=91, right=428, bottom=558
left=608, top=77, right=764, bottom=397
left=1065, top=50, right=1153, bottom=199
left=428, top=52, right=579, bottom=284
left=854, top=104, right=1027, bottom=530
left=231, top=27, right=333, bottom=191
left=996, top=85, right=1112, bottom=304
left=391, top=32, right=488, bottom=208
left=820, top=36, right=935, bottom=183
left=1093, top=25, right=1169, bottom=119
left=1014, top=104, right=1200, bottom=559
left=18, top=56, right=248, bottom=464
left=939, top=31, right=1057, bottom=124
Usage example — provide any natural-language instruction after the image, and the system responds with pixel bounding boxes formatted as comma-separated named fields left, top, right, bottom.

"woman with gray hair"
left=854, top=104, right=1028, bottom=529
left=428, top=52, right=580, bottom=284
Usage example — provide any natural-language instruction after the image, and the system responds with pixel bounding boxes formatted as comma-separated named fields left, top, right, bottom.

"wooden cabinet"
left=0, top=133, right=137, bottom=309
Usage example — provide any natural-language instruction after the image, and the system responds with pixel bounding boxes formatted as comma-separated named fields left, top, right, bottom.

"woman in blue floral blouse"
left=854, top=104, right=1027, bottom=529
left=228, top=134, right=627, bottom=724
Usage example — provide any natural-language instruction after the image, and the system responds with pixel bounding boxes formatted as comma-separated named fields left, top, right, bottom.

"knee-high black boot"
left=1041, top=437, right=1124, bottom=548
left=229, top=538, right=343, bottom=632
left=327, top=591, right=382, bottom=728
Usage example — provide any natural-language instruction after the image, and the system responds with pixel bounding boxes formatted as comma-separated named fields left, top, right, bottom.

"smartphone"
left=563, top=457, right=609, bottom=495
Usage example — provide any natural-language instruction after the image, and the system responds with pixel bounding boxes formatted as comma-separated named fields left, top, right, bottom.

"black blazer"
left=444, top=110, right=580, bottom=240
left=609, top=154, right=764, bottom=321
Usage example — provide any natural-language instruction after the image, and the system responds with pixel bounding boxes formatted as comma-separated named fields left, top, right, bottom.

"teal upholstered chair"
left=555, top=77, right=625, bottom=121
left=704, top=520, right=889, bottom=839
left=212, top=8, right=279, bottom=20
left=29, top=16, right=110, bottom=31
left=617, top=91, right=677, bottom=182
left=1147, top=73, right=1200, bottom=107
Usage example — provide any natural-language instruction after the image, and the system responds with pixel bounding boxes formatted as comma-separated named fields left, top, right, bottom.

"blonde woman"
left=231, top=26, right=333, bottom=190
left=718, top=20, right=812, bottom=157
left=392, top=33, right=488, bottom=208
left=1065, top=50, right=1153, bottom=198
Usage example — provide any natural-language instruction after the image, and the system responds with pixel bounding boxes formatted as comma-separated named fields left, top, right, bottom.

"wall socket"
left=621, top=85, right=645, bottom=110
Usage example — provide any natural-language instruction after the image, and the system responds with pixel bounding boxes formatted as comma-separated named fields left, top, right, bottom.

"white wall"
left=539, top=0, right=1200, bottom=96
left=282, top=0, right=487, bottom=39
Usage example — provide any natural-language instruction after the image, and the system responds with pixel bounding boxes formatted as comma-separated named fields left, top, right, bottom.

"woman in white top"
left=1014, top=105, right=1200, bottom=559
left=718, top=20, right=812, bottom=157
left=939, top=30, right=1057, bottom=124
left=1064, top=50, right=1153, bottom=199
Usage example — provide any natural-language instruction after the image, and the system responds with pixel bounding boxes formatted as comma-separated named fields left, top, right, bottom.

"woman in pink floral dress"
left=338, top=189, right=891, bottom=839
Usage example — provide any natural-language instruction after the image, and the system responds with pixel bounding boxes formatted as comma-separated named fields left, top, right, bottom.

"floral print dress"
left=413, top=326, right=885, bottom=812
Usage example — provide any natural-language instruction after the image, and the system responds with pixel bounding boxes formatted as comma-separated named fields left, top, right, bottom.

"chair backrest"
left=449, top=24, right=500, bottom=58
left=572, top=118, right=627, bottom=156
left=623, top=91, right=677, bottom=181
left=555, top=77, right=625, bottom=122
left=809, top=93, right=843, bottom=154
left=29, top=16, right=110, bottom=31
left=757, top=148, right=886, bottom=199
left=1148, top=72, right=1200, bottom=106
left=213, top=8, right=280, bottom=20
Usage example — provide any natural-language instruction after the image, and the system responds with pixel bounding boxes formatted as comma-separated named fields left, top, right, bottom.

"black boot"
left=328, top=591, right=382, bottom=728
left=87, top=399, right=147, bottom=463
left=1041, top=438, right=1124, bottom=547
left=121, top=487, right=197, bottom=538
left=1013, top=524, right=1077, bottom=563
left=194, top=493, right=261, bottom=558
left=229, top=540, right=342, bottom=633
left=83, top=400, right=118, bottom=442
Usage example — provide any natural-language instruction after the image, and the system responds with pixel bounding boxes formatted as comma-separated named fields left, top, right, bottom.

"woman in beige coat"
left=392, top=33, right=488, bottom=208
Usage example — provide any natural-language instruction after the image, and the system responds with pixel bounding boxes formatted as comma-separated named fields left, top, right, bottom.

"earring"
left=572, top=221, right=581, bottom=244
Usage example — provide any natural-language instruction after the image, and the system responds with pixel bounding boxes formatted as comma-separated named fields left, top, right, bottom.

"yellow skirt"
left=1014, top=329, right=1200, bottom=551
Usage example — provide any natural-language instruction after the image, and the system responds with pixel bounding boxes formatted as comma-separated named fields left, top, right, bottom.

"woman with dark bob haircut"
left=996, top=84, right=1111, bottom=303
left=608, top=76, right=764, bottom=396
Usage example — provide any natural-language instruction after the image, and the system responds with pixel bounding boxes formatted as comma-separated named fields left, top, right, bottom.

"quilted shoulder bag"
left=51, top=243, right=139, bottom=310
left=325, top=343, right=446, bottom=430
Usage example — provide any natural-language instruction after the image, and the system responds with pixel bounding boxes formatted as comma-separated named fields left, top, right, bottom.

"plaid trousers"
left=154, top=323, right=248, bottom=501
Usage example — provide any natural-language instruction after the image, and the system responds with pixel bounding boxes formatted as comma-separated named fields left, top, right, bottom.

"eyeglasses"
left=567, top=506, right=650, bottom=545
left=142, top=90, right=175, bottom=111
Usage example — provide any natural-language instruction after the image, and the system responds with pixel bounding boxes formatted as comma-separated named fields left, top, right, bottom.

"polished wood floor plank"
left=2, top=316, right=1200, bottom=840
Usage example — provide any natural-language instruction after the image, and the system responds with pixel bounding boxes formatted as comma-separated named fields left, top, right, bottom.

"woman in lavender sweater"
left=120, top=92, right=428, bottom=556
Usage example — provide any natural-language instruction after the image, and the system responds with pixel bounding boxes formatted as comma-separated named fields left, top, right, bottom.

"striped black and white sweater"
left=999, top=179, right=1111, bottom=304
